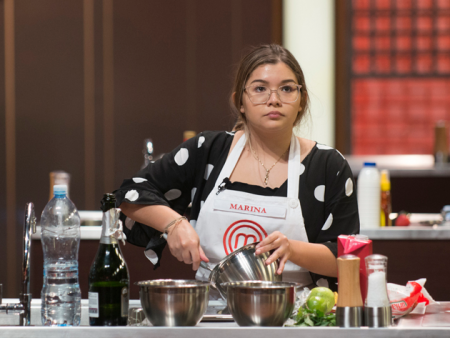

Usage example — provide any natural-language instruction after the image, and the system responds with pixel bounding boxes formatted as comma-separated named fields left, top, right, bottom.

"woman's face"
left=240, top=62, right=302, bottom=134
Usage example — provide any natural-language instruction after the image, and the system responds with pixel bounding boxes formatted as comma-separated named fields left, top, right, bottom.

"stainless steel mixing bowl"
left=136, top=279, right=210, bottom=326
left=200, top=242, right=282, bottom=299
left=222, top=281, right=299, bottom=326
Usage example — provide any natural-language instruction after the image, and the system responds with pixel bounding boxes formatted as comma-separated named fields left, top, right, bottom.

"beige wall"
left=284, top=0, right=335, bottom=147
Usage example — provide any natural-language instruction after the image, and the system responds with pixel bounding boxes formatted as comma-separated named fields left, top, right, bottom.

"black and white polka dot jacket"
left=114, top=131, right=360, bottom=290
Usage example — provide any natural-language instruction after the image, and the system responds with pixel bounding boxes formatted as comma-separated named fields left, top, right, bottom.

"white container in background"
left=357, top=162, right=381, bottom=228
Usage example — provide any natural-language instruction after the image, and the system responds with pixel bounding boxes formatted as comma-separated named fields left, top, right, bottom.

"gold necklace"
left=249, top=140, right=289, bottom=186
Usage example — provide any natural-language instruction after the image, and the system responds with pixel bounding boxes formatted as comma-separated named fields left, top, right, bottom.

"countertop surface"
left=2, top=300, right=450, bottom=337
left=346, top=154, right=450, bottom=177
left=1, top=326, right=450, bottom=338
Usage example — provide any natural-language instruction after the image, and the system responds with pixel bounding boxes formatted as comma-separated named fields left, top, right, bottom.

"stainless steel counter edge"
left=31, top=221, right=450, bottom=242
left=360, top=225, right=450, bottom=240
left=1, top=326, right=450, bottom=338
left=34, top=225, right=450, bottom=241
left=346, top=154, right=450, bottom=177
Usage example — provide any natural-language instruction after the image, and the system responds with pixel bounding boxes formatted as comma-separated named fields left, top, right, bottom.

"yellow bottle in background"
left=380, top=170, right=392, bottom=227
left=183, top=130, right=196, bottom=142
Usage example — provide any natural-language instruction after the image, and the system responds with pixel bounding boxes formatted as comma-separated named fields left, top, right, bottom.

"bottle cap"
left=53, top=184, right=67, bottom=196
left=363, top=162, right=376, bottom=167
left=100, top=193, right=116, bottom=212
left=49, top=171, right=70, bottom=200
left=380, top=170, right=391, bottom=191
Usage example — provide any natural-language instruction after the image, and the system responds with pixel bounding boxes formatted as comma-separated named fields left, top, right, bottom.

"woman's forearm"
left=119, top=202, right=182, bottom=232
left=288, top=240, right=338, bottom=277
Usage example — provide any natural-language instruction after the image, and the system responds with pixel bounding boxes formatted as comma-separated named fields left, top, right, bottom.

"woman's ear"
left=232, top=91, right=245, bottom=114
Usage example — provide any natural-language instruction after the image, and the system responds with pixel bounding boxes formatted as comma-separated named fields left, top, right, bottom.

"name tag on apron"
left=214, top=198, right=287, bottom=219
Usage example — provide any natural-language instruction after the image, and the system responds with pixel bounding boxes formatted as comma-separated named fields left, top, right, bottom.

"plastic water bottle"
left=357, top=162, right=381, bottom=228
left=40, top=184, right=81, bottom=326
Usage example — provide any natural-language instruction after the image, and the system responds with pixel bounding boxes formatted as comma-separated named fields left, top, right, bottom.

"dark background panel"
left=0, top=0, right=6, bottom=294
left=113, top=0, right=190, bottom=184
left=15, top=0, right=85, bottom=213
left=390, top=177, right=450, bottom=213
left=94, top=0, right=105, bottom=210
left=373, top=240, right=450, bottom=301
left=241, top=0, right=273, bottom=49
left=11, top=0, right=84, bottom=297
left=195, top=0, right=236, bottom=132
left=1, top=0, right=280, bottom=297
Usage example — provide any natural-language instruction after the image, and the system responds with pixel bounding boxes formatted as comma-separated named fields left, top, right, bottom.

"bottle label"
left=89, top=292, right=99, bottom=318
left=121, top=287, right=129, bottom=317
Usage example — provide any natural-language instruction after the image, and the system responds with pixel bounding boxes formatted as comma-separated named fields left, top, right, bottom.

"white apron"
left=194, top=133, right=313, bottom=286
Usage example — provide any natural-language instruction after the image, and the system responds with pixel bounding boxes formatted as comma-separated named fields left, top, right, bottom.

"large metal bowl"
left=222, top=281, right=298, bottom=326
left=136, top=279, right=210, bottom=326
left=201, top=242, right=282, bottom=299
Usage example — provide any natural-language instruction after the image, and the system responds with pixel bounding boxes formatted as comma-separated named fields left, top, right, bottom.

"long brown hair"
left=231, top=44, right=310, bottom=131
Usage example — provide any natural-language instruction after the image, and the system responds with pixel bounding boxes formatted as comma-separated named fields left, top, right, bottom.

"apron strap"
left=214, top=133, right=246, bottom=191
left=287, top=133, right=301, bottom=199
left=214, top=132, right=301, bottom=199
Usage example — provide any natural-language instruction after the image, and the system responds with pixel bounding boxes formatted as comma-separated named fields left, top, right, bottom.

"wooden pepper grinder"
left=336, top=254, right=363, bottom=327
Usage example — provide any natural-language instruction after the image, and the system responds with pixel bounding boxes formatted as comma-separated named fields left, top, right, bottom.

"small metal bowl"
left=202, top=242, right=282, bottom=299
left=221, top=281, right=299, bottom=326
left=136, top=279, right=210, bottom=326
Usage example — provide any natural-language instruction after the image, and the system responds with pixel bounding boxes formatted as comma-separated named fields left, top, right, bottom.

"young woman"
left=115, top=44, right=359, bottom=291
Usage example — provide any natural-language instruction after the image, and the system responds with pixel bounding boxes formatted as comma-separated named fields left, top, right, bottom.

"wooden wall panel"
left=193, top=1, right=236, bottom=133
left=114, top=0, right=189, bottom=184
left=1, top=0, right=281, bottom=297
left=15, top=0, right=85, bottom=211
left=0, top=0, right=8, bottom=295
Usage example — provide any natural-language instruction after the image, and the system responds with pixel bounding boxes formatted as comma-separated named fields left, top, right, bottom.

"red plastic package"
left=387, top=278, right=435, bottom=319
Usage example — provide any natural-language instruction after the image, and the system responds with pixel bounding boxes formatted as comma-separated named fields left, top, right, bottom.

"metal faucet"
left=142, top=138, right=154, bottom=169
left=0, top=203, right=36, bottom=326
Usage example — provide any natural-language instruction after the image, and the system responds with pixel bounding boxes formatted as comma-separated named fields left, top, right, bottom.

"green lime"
left=306, top=287, right=335, bottom=317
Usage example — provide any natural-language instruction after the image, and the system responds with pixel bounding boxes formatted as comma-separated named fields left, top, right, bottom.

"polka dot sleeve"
left=299, top=144, right=359, bottom=290
left=318, top=149, right=359, bottom=250
left=115, top=135, right=200, bottom=215
left=113, top=131, right=234, bottom=265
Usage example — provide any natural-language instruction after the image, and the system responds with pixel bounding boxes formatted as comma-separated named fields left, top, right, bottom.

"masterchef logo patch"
left=223, top=220, right=268, bottom=255
left=214, top=198, right=286, bottom=218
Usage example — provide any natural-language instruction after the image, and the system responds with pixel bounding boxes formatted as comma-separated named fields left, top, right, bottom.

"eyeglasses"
left=244, top=84, right=302, bottom=104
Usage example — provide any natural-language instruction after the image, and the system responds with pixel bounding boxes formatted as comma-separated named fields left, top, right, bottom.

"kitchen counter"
left=2, top=310, right=450, bottom=338
left=1, top=326, right=450, bottom=338
left=2, top=298, right=450, bottom=338
left=360, top=214, right=450, bottom=239
left=360, top=224, right=450, bottom=240
left=0, top=299, right=450, bottom=338
left=346, top=154, right=450, bottom=177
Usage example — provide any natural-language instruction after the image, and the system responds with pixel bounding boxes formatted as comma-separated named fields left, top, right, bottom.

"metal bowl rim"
left=220, top=280, right=301, bottom=289
left=135, top=279, right=211, bottom=288
left=209, top=242, right=279, bottom=281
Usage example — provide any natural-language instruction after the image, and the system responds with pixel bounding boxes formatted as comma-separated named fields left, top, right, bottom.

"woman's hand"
left=255, top=231, right=292, bottom=275
left=166, top=219, right=209, bottom=271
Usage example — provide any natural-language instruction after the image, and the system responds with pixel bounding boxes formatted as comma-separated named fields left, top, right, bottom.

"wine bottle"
left=88, top=193, right=130, bottom=326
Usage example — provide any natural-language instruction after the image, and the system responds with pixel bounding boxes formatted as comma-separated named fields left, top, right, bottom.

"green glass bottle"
left=88, top=193, right=129, bottom=326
